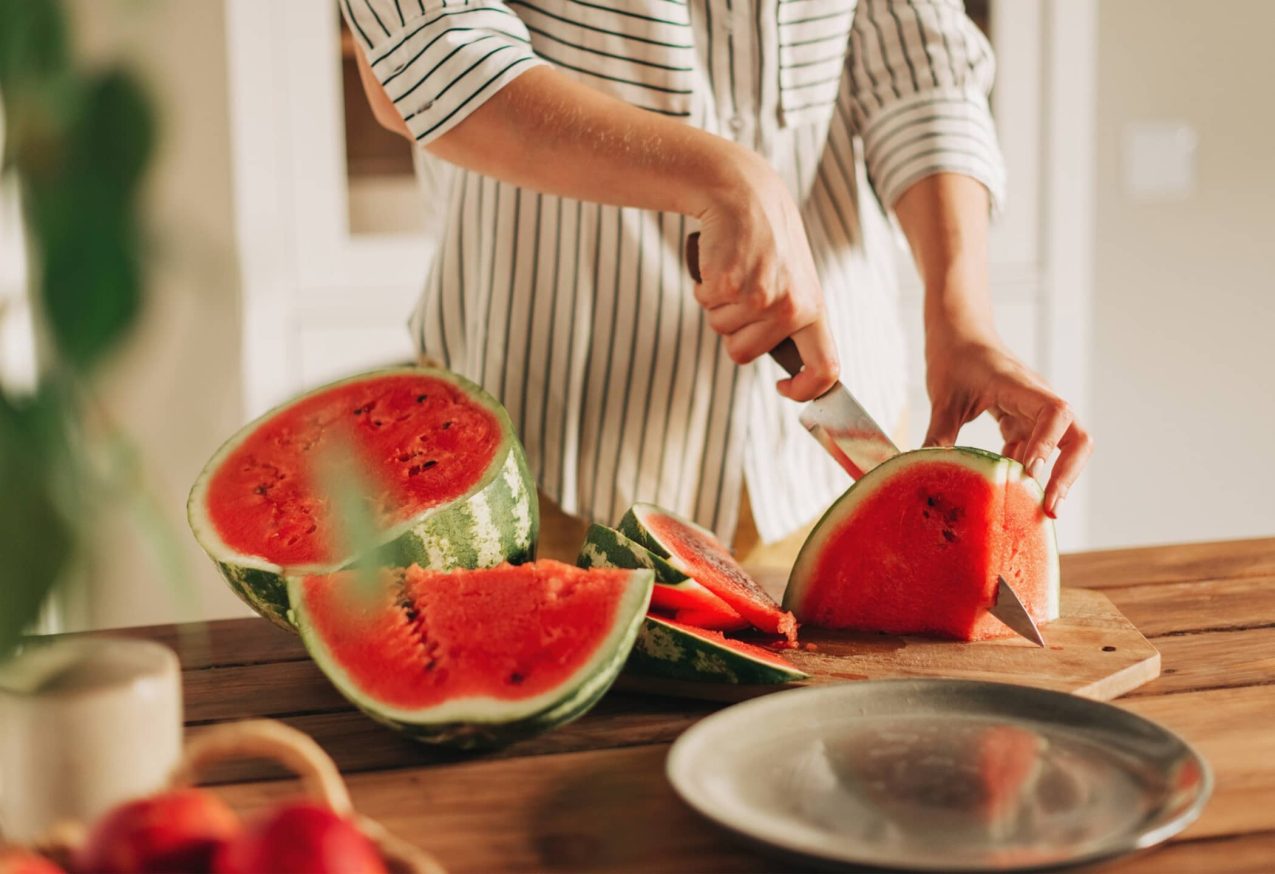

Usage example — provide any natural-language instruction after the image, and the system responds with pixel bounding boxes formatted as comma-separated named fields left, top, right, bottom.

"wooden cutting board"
left=615, top=587, right=1160, bottom=703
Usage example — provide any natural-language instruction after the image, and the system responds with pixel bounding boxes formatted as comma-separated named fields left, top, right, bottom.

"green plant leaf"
left=18, top=67, right=157, bottom=372
left=0, top=393, right=75, bottom=655
left=0, top=0, right=69, bottom=99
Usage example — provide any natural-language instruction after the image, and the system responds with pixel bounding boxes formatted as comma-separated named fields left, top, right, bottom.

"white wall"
left=68, top=0, right=253, bottom=628
left=1090, top=0, right=1275, bottom=547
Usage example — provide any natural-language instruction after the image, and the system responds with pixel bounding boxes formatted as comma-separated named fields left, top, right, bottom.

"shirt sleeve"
left=845, top=0, right=1006, bottom=213
left=340, top=0, right=548, bottom=145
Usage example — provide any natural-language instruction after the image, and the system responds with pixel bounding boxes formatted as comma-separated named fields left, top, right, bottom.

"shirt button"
left=729, top=116, right=745, bottom=134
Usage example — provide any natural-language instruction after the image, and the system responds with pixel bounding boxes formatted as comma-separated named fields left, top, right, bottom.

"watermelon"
left=626, top=615, right=807, bottom=685
left=785, top=447, right=1060, bottom=641
left=619, top=504, right=797, bottom=642
left=289, top=561, right=654, bottom=748
left=187, top=367, right=538, bottom=629
left=577, top=523, right=745, bottom=623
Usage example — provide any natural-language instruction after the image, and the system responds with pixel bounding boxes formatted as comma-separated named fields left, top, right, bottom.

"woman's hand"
left=924, top=332, right=1093, bottom=517
left=692, top=149, right=840, bottom=402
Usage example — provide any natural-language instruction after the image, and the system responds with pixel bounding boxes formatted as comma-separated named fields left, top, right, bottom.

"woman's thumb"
left=923, top=405, right=962, bottom=448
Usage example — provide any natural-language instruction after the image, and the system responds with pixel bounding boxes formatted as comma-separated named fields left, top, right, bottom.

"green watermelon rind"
left=577, top=523, right=687, bottom=582
left=783, top=446, right=1061, bottom=622
left=287, top=568, right=655, bottom=749
left=617, top=503, right=721, bottom=566
left=626, top=615, right=808, bottom=685
left=187, top=366, right=539, bottom=631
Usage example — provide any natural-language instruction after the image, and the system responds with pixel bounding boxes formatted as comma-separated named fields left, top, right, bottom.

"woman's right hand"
left=691, top=148, right=840, bottom=402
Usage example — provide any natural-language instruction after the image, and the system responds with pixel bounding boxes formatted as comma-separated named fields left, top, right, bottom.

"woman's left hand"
left=923, top=334, right=1093, bottom=518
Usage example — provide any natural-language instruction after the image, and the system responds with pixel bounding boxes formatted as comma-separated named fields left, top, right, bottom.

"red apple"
left=0, top=847, right=64, bottom=874
left=213, top=801, right=385, bottom=874
left=74, top=789, right=240, bottom=874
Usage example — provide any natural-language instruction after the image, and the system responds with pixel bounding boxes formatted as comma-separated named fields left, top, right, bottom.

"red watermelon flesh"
left=670, top=606, right=751, bottom=632
left=648, top=580, right=744, bottom=620
left=295, top=561, right=641, bottom=710
left=206, top=373, right=500, bottom=567
left=785, top=448, right=1059, bottom=641
left=622, top=505, right=797, bottom=643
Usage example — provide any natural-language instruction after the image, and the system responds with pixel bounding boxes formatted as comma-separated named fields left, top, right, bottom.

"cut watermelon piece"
left=627, top=615, right=807, bottom=684
left=785, top=447, right=1060, bottom=641
left=188, top=367, right=537, bottom=629
left=576, top=523, right=746, bottom=623
left=619, top=504, right=796, bottom=642
left=289, top=561, right=653, bottom=748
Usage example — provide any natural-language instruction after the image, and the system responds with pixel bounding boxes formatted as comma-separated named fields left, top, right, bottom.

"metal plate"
left=667, top=679, right=1211, bottom=871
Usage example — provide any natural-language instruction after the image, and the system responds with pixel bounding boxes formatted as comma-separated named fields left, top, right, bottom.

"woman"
left=340, top=0, right=1091, bottom=563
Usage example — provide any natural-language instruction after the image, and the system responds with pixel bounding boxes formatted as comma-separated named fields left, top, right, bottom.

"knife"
left=685, top=232, right=1045, bottom=646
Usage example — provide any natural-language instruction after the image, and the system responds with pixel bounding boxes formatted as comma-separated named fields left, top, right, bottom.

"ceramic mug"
left=0, top=637, right=183, bottom=842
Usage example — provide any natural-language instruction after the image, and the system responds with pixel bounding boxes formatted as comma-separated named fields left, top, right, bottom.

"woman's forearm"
left=354, top=55, right=840, bottom=398
left=357, top=57, right=760, bottom=220
left=892, top=173, right=997, bottom=349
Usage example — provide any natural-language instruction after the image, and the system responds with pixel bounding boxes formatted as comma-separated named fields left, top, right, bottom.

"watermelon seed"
left=442, top=421, right=452, bottom=430
left=926, top=496, right=938, bottom=507
left=1102, top=645, right=1117, bottom=652
left=423, top=460, right=437, bottom=470
left=942, top=529, right=957, bottom=543
left=253, top=485, right=267, bottom=495
left=416, top=394, right=427, bottom=403
left=508, top=672, right=525, bottom=685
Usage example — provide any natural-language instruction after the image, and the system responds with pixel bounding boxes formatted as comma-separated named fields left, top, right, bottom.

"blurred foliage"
left=0, top=0, right=157, bottom=655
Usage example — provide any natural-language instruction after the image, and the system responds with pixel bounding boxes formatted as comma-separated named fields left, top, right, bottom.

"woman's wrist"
left=923, top=278, right=1002, bottom=361
left=688, top=140, right=776, bottom=219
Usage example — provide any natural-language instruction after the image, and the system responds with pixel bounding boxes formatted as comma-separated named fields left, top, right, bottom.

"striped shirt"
left=341, top=0, right=1005, bottom=543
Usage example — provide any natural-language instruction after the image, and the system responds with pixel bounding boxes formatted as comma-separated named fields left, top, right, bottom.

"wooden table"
left=96, top=538, right=1275, bottom=872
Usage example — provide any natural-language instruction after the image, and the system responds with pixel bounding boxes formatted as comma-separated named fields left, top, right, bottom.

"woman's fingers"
left=776, top=319, right=840, bottom=401
left=705, top=301, right=754, bottom=336
left=1019, top=397, right=1074, bottom=482
left=1044, top=422, right=1094, bottom=517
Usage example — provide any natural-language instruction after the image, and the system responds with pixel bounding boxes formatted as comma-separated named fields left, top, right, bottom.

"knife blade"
left=685, top=232, right=899, bottom=480
left=992, top=576, right=1046, bottom=647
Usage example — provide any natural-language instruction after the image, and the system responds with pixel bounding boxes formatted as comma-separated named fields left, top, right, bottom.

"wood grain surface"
left=71, top=537, right=1275, bottom=873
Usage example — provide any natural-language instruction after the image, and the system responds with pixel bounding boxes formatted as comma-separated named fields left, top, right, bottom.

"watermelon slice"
left=188, top=367, right=537, bottom=629
left=627, top=615, right=807, bottom=685
left=619, top=504, right=797, bottom=642
left=289, top=561, right=653, bottom=747
left=577, top=523, right=746, bottom=623
left=785, top=447, right=1060, bottom=641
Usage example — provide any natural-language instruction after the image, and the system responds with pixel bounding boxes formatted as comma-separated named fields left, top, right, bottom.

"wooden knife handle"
left=684, top=232, right=804, bottom=379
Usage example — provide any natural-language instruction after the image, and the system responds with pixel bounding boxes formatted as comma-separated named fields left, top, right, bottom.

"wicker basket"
left=18, top=719, right=445, bottom=874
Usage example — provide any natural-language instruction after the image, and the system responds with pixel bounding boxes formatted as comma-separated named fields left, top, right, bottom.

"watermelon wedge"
left=627, top=615, right=807, bottom=685
left=188, top=367, right=537, bottom=628
left=619, top=504, right=797, bottom=642
left=289, top=561, right=653, bottom=747
left=577, top=523, right=746, bottom=623
left=785, top=447, right=1060, bottom=641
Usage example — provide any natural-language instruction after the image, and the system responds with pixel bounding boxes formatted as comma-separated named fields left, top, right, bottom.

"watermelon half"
left=627, top=616, right=808, bottom=685
left=618, top=504, right=797, bottom=642
left=785, top=447, right=1060, bottom=641
left=188, top=367, right=538, bottom=629
left=577, top=523, right=746, bottom=625
left=289, top=561, right=654, bottom=747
